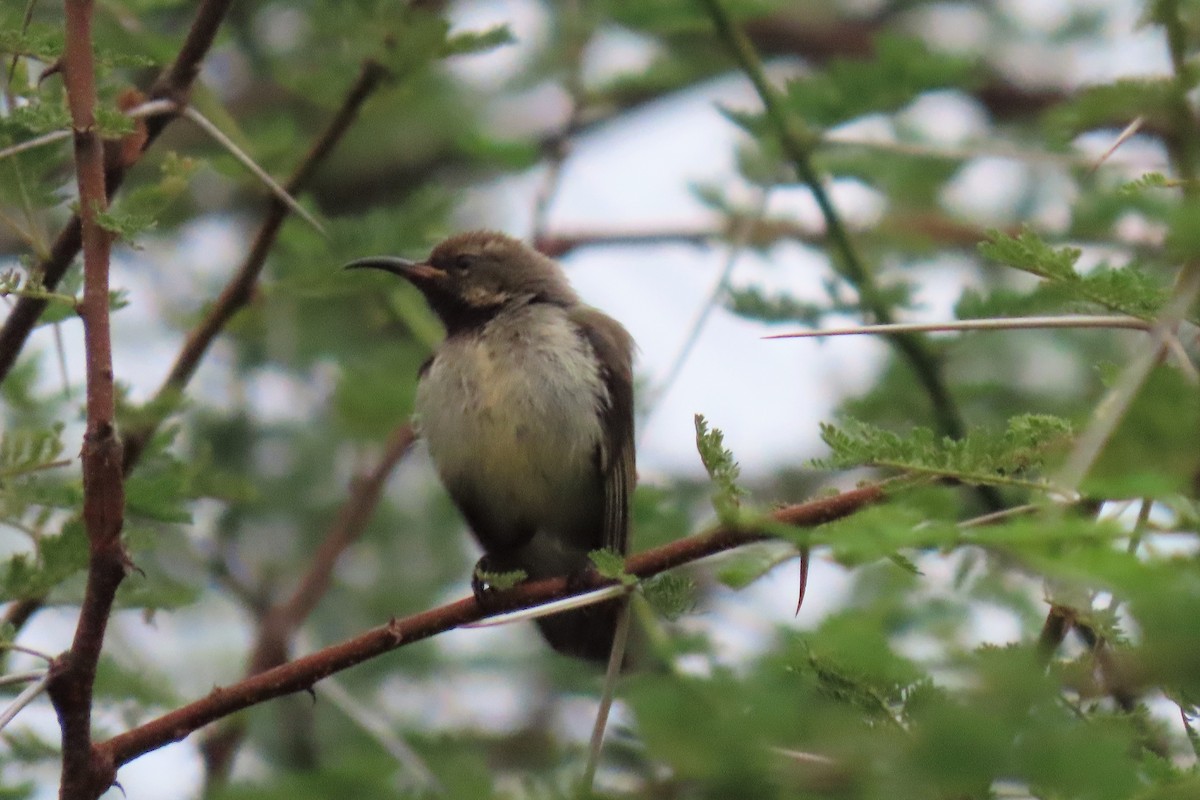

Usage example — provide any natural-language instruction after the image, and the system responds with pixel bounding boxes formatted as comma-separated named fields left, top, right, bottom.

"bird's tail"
left=535, top=596, right=637, bottom=665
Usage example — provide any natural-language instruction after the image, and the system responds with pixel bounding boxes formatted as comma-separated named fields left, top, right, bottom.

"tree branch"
left=95, top=484, right=885, bottom=778
left=534, top=214, right=1033, bottom=259
left=46, top=3, right=126, bottom=798
left=0, top=0, right=235, bottom=385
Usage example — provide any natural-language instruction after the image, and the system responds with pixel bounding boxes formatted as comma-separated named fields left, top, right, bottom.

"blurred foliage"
left=1, top=0, right=1200, bottom=799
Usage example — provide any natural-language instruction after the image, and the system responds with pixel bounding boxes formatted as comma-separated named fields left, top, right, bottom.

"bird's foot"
left=471, top=555, right=528, bottom=608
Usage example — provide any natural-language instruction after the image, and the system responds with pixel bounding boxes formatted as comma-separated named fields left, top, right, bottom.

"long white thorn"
left=0, top=670, right=47, bottom=688
left=460, top=584, right=630, bottom=628
left=179, top=105, right=327, bottom=236
left=765, top=315, right=1153, bottom=340
left=0, top=129, right=71, bottom=162
left=0, top=672, right=50, bottom=733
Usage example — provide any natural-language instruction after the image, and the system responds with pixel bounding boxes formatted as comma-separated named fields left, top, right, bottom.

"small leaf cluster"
left=815, top=414, right=1073, bottom=489
left=978, top=229, right=1178, bottom=322
left=694, top=413, right=747, bottom=523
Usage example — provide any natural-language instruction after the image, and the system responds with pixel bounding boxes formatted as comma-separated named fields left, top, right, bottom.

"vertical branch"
left=47, top=2, right=127, bottom=798
left=696, top=0, right=971, bottom=446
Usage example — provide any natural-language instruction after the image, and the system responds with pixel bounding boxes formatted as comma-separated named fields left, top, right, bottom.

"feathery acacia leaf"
left=816, top=414, right=1073, bottom=489
left=694, top=414, right=746, bottom=524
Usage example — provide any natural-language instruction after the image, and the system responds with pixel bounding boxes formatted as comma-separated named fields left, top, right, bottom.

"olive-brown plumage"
left=346, top=231, right=635, bottom=661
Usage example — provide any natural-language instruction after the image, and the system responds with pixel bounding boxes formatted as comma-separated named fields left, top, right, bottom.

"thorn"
left=306, top=686, right=317, bottom=705
left=112, top=780, right=127, bottom=798
left=179, top=106, right=327, bottom=236
left=1089, top=117, right=1143, bottom=175
left=795, top=546, right=810, bottom=616
left=121, top=550, right=145, bottom=578
left=38, top=58, right=64, bottom=85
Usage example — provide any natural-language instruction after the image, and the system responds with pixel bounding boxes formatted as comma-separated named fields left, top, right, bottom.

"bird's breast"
left=415, top=305, right=607, bottom=544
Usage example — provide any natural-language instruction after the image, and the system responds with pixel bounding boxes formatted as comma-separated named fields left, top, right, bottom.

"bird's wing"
left=568, top=306, right=636, bottom=555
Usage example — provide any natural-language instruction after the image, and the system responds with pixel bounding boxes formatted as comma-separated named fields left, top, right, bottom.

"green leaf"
left=694, top=414, right=746, bottom=523
left=94, top=654, right=181, bottom=707
left=979, top=229, right=1176, bottom=321
left=474, top=566, right=526, bottom=590
left=724, top=285, right=825, bottom=325
left=783, top=35, right=976, bottom=128
left=1118, top=171, right=1172, bottom=193
left=124, top=458, right=194, bottom=524
left=589, top=548, right=635, bottom=586
left=94, top=207, right=158, bottom=243
left=0, top=26, right=63, bottom=62
left=94, top=105, right=136, bottom=137
left=1046, top=77, right=1177, bottom=141
left=642, top=572, right=695, bottom=620
left=815, top=414, right=1073, bottom=490
left=0, top=424, right=64, bottom=479
left=441, top=25, right=514, bottom=58
left=979, top=228, right=1083, bottom=280
left=3, top=520, right=88, bottom=598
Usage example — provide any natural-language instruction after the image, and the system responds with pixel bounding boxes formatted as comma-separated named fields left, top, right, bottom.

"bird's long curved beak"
left=343, top=256, right=446, bottom=283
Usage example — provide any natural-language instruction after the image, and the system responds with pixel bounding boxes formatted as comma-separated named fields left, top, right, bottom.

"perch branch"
left=96, top=484, right=885, bottom=776
left=199, top=422, right=416, bottom=782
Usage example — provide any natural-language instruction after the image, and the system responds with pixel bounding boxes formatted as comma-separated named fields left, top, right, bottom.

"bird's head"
left=345, top=231, right=578, bottom=330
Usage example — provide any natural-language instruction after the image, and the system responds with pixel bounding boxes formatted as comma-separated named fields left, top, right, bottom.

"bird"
left=346, top=231, right=636, bottom=662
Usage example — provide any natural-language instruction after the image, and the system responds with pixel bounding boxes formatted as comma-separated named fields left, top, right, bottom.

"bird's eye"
left=453, top=254, right=472, bottom=272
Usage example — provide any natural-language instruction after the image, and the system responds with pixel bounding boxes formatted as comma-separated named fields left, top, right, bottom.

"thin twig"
left=530, top=0, right=588, bottom=241
left=0, top=642, right=55, bottom=663
left=0, top=457, right=73, bottom=480
left=956, top=503, right=1040, bottom=529
left=537, top=215, right=1163, bottom=260
left=460, top=583, right=629, bottom=628
left=274, top=422, right=414, bottom=631
left=645, top=190, right=770, bottom=422
left=579, top=595, right=633, bottom=797
left=1164, top=331, right=1200, bottom=382
left=0, top=94, right=311, bottom=228
left=295, top=627, right=440, bottom=792
left=316, top=678, right=444, bottom=793
left=1089, top=117, right=1145, bottom=174
left=123, top=98, right=177, bottom=120
left=823, top=128, right=1159, bottom=171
